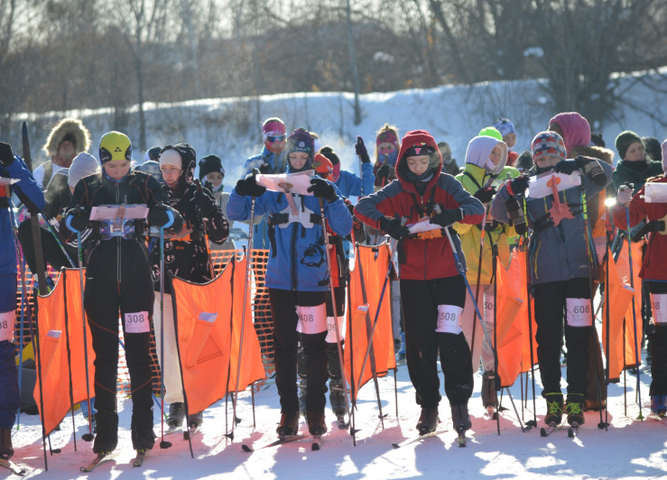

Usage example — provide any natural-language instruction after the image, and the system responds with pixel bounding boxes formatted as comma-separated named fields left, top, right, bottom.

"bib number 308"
left=124, top=311, right=150, bottom=334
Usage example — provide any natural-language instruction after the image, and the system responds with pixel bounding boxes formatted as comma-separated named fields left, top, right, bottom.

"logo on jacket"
left=301, top=244, right=326, bottom=268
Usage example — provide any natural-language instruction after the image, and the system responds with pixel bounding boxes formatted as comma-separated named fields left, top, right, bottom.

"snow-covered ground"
left=9, top=354, right=667, bottom=479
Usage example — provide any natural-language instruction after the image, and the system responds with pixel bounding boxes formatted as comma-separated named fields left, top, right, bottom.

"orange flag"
left=171, top=256, right=264, bottom=417
left=614, top=240, right=644, bottom=371
left=344, top=244, right=396, bottom=402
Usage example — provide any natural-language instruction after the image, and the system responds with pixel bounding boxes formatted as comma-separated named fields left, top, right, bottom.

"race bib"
left=483, top=291, right=495, bottom=324
left=325, top=315, right=347, bottom=343
left=0, top=310, right=15, bottom=342
left=295, top=304, right=327, bottom=335
left=124, top=311, right=150, bottom=334
left=652, top=294, right=667, bottom=324
left=435, top=305, right=463, bottom=334
left=566, top=298, right=592, bottom=327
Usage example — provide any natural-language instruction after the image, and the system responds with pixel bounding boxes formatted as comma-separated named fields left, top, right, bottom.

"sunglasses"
left=265, top=135, right=286, bottom=143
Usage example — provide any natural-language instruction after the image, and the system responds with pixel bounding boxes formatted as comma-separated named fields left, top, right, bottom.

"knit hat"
left=643, top=136, right=662, bottom=162
left=135, top=160, right=163, bottom=182
left=319, top=146, right=340, bottom=182
left=376, top=125, right=400, bottom=150
left=531, top=131, right=566, bottom=163
left=615, top=130, right=643, bottom=161
left=313, top=153, right=334, bottom=178
left=159, top=149, right=182, bottom=170
left=98, top=131, right=132, bottom=164
left=198, top=154, right=225, bottom=180
left=262, top=117, right=286, bottom=138
left=549, top=112, right=590, bottom=153
left=68, top=152, right=100, bottom=189
left=494, top=118, right=516, bottom=138
left=285, top=128, right=314, bottom=172
left=479, top=127, right=503, bottom=141
left=144, top=146, right=161, bottom=163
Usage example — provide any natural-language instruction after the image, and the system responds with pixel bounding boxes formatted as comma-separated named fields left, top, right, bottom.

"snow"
left=8, top=74, right=667, bottom=478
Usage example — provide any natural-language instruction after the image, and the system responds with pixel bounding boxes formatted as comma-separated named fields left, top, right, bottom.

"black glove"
left=378, top=216, right=409, bottom=240
left=355, top=136, right=370, bottom=164
left=429, top=208, right=463, bottom=228
left=473, top=186, right=496, bottom=204
left=0, top=142, right=15, bottom=168
left=148, top=206, right=183, bottom=230
left=509, top=176, right=529, bottom=196
left=377, top=163, right=390, bottom=182
left=65, top=206, right=89, bottom=233
left=505, top=197, right=527, bottom=236
left=308, top=178, right=337, bottom=202
left=553, top=159, right=581, bottom=175
left=258, top=163, right=271, bottom=174
left=575, top=155, right=607, bottom=187
left=235, top=169, right=267, bottom=197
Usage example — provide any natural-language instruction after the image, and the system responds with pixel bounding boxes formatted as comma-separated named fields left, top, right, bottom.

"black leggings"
left=647, top=281, right=667, bottom=396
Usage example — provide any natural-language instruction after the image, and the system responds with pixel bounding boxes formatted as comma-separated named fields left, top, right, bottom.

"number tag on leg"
left=124, top=311, right=150, bottom=334
left=652, top=293, right=667, bottom=324
left=483, top=291, right=495, bottom=325
left=296, top=304, right=327, bottom=335
left=566, top=298, right=592, bottom=327
left=435, top=305, right=463, bottom=334
left=0, top=310, right=15, bottom=342
left=325, top=315, right=346, bottom=343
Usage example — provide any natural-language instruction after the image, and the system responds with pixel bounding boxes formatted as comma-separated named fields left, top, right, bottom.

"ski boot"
left=0, top=428, right=13, bottom=459
left=187, top=411, right=204, bottom=428
left=306, top=411, right=327, bottom=436
left=276, top=411, right=300, bottom=436
left=396, top=332, right=406, bottom=363
left=131, top=427, right=156, bottom=452
left=93, top=411, right=118, bottom=454
left=566, top=393, right=585, bottom=426
left=329, top=377, right=348, bottom=425
left=651, top=394, right=667, bottom=417
left=166, top=402, right=185, bottom=429
left=451, top=404, right=472, bottom=431
left=415, top=407, right=439, bottom=434
left=544, top=392, right=563, bottom=426
left=481, top=371, right=497, bottom=413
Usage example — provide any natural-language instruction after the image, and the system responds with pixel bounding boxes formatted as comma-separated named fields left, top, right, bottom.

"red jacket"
left=613, top=175, right=667, bottom=280
left=355, top=130, right=484, bottom=280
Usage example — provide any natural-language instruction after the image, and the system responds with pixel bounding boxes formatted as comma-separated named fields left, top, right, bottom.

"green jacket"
left=612, top=159, right=663, bottom=194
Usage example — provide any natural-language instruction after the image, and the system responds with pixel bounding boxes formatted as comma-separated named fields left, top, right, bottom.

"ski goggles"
left=265, top=135, right=286, bottom=143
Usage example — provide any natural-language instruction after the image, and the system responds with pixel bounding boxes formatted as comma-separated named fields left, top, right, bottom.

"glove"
left=378, top=216, right=409, bottom=241
left=65, top=206, right=89, bottom=233
left=0, top=142, right=15, bottom=167
left=258, top=163, right=271, bottom=174
left=429, top=208, right=463, bottom=228
left=235, top=169, right=266, bottom=197
left=377, top=163, right=391, bottom=182
left=553, top=159, right=580, bottom=175
left=149, top=206, right=183, bottom=230
left=508, top=176, right=529, bottom=197
left=575, top=155, right=607, bottom=187
left=617, top=184, right=633, bottom=206
left=505, top=197, right=527, bottom=236
left=307, top=177, right=337, bottom=202
left=473, top=186, right=496, bottom=204
left=355, top=136, right=370, bottom=164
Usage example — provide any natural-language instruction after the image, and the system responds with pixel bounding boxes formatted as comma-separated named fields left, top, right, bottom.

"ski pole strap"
left=632, top=218, right=667, bottom=242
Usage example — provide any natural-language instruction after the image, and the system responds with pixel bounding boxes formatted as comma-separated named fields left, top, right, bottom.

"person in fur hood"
left=34, top=118, right=91, bottom=190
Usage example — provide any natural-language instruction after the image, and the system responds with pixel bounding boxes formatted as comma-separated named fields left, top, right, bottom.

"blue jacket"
left=491, top=160, right=612, bottom=285
left=226, top=183, right=352, bottom=291
left=242, top=147, right=287, bottom=176
left=335, top=162, right=374, bottom=198
left=1, top=155, right=45, bottom=276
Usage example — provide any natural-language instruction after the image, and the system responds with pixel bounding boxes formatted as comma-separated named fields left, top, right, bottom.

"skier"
left=613, top=149, right=667, bottom=416
left=0, top=141, right=45, bottom=460
left=319, top=141, right=375, bottom=198
left=373, top=124, right=400, bottom=189
left=494, top=118, right=519, bottom=167
left=491, top=131, right=612, bottom=428
left=227, top=128, right=352, bottom=437
left=198, top=154, right=236, bottom=250
left=454, top=135, right=519, bottom=414
left=152, top=143, right=229, bottom=432
left=63, top=131, right=183, bottom=456
left=355, top=130, right=485, bottom=435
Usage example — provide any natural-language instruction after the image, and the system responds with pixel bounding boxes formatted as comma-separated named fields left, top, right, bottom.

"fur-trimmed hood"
left=42, top=118, right=91, bottom=157
left=568, top=144, right=614, bottom=164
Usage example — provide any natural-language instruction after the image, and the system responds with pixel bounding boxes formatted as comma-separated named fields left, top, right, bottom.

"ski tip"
left=540, top=428, right=548, bottom=437
left=311, top=442, right=320, bottom=451
left=241, top=444, right=253, bottom=453
left=391, top=442, right=401, bottom=449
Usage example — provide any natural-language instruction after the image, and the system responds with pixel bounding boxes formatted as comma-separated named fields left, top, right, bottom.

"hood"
left=43, top=118, right=91, bottom=157
left=568, top=144, right=614, bottom=164
left=160, top=143, right=196, bottom=196
left=549, top=112, right=590, bottom=153
left=395, top=130, right=442, bottom=188
left=464, top=136, right=508, bottom=176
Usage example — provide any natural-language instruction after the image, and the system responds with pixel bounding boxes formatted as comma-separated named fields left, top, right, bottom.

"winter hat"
left=465, top=136, right=508, bottom=175
left=99, top=131, right=132, bottom=164
left=642, top=136, right=662, bottom=162
left=531, top=131, right=566, bottom=163
left=396, top=130, right=442, bottom=185
left=494, top=118, right=516, bottom=138
left=144, top=146, right=161, bottom=163
left=479, top=127, right=503, bottom=141
left=591, top=133, right=605, bottom=148
left=198, top=154, right=225, bottom=180
left=515, top=150, right=534, bottom=172
left=313, top=153, right=334, bottom=178
left=135, top=160, right=163, bottom=182
left=319, top=146, right=340, bottom=182
left=68, top=152, right=100, bottom=189
left=43, top=118, right=92, bottom=157
left=285, top=128, right=315, bottom=172
left=661, top=139, right=667, bottom=172
left=615, top=130, right=643, bottom=161
left=160, top=143, right=197, bottom=193
left=549, top=112, right=591, bottom=152
left=376, top=126, right=400, bottom=150
left=159, top=148, right=182, bottom=170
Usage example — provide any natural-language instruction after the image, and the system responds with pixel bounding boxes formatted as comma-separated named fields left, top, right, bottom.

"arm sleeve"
left=199, top=190, right=230, bottom=244
left=443, top=175, right=484, bottom=225
left=361, top=161, right=375, bottom=197
left=354, top=182, right=401, bottom=229
left=490, top=183, right=512, bottom=225
left=8, top=155, right=45, bottom=212
left=323, top=194, right=353, bottom=237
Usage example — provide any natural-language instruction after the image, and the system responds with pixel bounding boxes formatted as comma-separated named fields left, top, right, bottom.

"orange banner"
left=344, top=244, right=396, bottom=402
left=613, top=240, right=644, bottom=371
left=171, top=256, right=265, bottom=417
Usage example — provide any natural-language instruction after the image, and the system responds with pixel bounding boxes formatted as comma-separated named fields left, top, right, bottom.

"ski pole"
left=625, top=204, right=643, bottom=420
left=158, top=226, right=173, bottom=449
left=60, top=268, right=78, bottom=451
left=9, top=202, right=26, bottom=430
left=76, top=231, right=95, bottom=442
left=521, top=199, right=538, bottom=429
